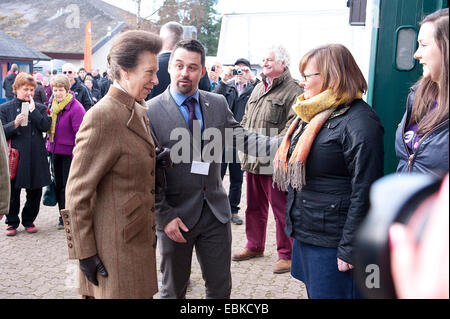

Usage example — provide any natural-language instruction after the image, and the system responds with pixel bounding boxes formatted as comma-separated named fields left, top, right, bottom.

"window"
left=348, top=0, right=367, bottom=26
left=394, top=26, right=418, bottom=71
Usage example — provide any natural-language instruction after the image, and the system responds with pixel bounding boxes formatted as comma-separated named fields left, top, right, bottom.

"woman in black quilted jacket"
left=273, top=44, right=384, bottom=298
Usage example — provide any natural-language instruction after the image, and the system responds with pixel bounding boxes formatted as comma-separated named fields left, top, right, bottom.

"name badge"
left=191, top=161, right=210, bottom=176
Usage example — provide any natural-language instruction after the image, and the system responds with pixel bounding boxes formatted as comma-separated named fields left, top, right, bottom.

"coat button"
left=64, top=214, right=69, bottom=219
left=68, top=243, right=73, bottom=248
left=151, top=171, right=155, bottom=176
left=67, top=235, right=72, bottom=241
left=151, top=207, right=155, bottom=212
left=65, top=221, right=70, bottom=225
left=151, top=189, right=155, bottom=195
left=66, top=228, right=71, bottom=233
left=152, top=225, right=156, bottom=231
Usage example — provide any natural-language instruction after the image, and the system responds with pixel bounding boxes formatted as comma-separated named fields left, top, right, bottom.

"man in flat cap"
left=214, top=58, right=259, bottom=225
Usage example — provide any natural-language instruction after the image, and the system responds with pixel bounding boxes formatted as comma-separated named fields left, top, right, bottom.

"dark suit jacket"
left=146, top=88, right=276, bottom=230
left=147, top=52, right=171, bottom=100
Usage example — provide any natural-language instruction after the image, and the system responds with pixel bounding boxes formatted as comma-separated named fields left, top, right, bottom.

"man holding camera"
left=232, top=46, right=303, bottom=274
left=214, top=58, right=259, bottom=225
left=208, top=60, right=223, bottom=91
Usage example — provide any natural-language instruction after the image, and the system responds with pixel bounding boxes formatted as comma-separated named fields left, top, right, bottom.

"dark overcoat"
left=0, top=98, right=51, bottom=189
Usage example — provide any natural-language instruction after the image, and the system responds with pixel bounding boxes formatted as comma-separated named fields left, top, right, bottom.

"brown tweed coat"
left=61, top=86, right=158, bottom=298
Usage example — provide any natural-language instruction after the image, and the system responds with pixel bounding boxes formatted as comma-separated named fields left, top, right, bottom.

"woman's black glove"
left=79, top=254, right=108, bottom=286
left=155, top=146, right=172, bottom=194
left=156, top=146, right=172, bottom=169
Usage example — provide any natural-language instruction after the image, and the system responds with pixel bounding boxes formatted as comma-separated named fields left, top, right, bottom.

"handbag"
left=43, top=179, right=57, bottom=206
left=43, top=154, right=57, bottom=207
left=7, top=139, right=19, bottom=180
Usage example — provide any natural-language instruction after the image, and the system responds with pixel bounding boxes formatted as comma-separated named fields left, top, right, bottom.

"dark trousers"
left=51, top=154, right=72, bottom=211
left=221, top=149, right=244, bottom=214
left=157, top=202, right=232, bottom=299
left=6, top=183, right=42, bottom=228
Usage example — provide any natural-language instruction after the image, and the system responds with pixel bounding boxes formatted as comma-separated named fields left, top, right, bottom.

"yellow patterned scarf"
left=49, top=93, right=73, bottom=143
left=273, top=90, right=357, bottom=191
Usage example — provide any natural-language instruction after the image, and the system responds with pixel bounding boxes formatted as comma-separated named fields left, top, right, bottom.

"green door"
left=369, top=0, right=448, bottom=174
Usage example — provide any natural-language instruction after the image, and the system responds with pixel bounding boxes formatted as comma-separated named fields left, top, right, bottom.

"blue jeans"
left=291, top=239, right=362, bottom=299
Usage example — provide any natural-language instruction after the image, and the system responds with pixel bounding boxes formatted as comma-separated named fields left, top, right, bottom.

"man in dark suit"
left=146, top=21, right=210, bottom=101
left=147, top=39, right=277, bottom=299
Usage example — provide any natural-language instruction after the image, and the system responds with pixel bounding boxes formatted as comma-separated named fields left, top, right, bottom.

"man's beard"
left=176, top=78, right=193, bottom=95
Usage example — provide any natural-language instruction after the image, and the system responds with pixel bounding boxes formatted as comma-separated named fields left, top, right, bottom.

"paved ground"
left=0, top=175, right=307, bottom=299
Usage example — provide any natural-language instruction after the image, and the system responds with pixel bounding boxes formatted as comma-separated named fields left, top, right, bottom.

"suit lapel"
left=198, top=91, right=211, bottom=129
left=160, top=89, right=190, bottom=131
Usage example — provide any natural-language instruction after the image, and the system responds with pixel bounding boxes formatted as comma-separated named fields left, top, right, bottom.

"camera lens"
left=233, top=69, right=243, bottom=76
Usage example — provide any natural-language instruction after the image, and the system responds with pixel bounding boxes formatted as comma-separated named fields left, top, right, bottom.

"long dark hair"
left=410, top=8, right=449, bottom=136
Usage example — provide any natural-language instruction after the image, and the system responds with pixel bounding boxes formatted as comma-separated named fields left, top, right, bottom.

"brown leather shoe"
left=273, top=259, right=291, bottom=274
left=232, top=248, right=263, bottom=261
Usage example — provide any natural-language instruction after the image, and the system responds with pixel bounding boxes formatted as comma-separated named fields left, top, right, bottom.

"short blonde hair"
left=50, top=74, right=70, bottom=92
left=12, top=72, right=36, bottom=94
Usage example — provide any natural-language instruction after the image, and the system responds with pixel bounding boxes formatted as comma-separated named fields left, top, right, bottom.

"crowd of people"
left=0, top=8, right=448, bottom=299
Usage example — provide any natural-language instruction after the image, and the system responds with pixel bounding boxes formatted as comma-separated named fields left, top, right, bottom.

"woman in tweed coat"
left=61, top=30, right=162, bottom=299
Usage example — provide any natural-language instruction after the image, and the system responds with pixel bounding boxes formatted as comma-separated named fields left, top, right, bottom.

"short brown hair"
left=12, top=72, right=36, bottom=94
left=50, top=74, right=70, bottom=92
left=171, top=39, right=206, bottom=68
left=299, top=44, right=367, bottom=105
left=107, top=30, right=162, bottom=81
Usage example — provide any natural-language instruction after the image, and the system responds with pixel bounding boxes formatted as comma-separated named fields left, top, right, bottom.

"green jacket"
left=240, top=69, right=303, bottom=175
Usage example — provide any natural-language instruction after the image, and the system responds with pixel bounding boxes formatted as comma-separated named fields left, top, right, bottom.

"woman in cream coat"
left=61, top=30, right=162, bottom=299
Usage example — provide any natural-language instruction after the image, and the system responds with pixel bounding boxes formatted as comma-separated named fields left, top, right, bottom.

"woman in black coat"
left=0, top=72, right=51, bottom=236
left=272, top=44, right=384, bottom=298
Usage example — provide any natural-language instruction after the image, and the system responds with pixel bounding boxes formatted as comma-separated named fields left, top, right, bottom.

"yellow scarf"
left=273, top=90, right=358, bottom=191
left=49, top=93, right=73, bottom=143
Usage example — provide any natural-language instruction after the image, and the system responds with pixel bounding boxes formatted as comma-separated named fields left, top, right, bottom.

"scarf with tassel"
left=273, top=89, right=359, bottom=191
left=49, top=93, right=73, bottom=143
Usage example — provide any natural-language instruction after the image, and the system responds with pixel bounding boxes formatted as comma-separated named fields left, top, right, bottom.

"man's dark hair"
left=172, top=39, right=206, bottom=67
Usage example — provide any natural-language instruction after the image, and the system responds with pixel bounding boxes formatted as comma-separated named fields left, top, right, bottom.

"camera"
left=211, top=66, right=216, bottom=72
left=354, top=173, right=442, bottom=298
left=232, top=68, right=243, bottom=76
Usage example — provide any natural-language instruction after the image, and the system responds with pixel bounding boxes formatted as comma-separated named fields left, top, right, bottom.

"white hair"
left=62, top=63, right=76, bottom=72
left=266, top=44, right=291, bottom=67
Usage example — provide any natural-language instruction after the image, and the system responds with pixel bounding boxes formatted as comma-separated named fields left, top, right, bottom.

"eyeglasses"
left=62, top=71, right=73, bottom=74
left=301, top=72, right=320, bottom=82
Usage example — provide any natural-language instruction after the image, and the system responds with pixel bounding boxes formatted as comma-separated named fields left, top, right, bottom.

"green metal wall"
left=369, top=0, right=448, bottom=174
